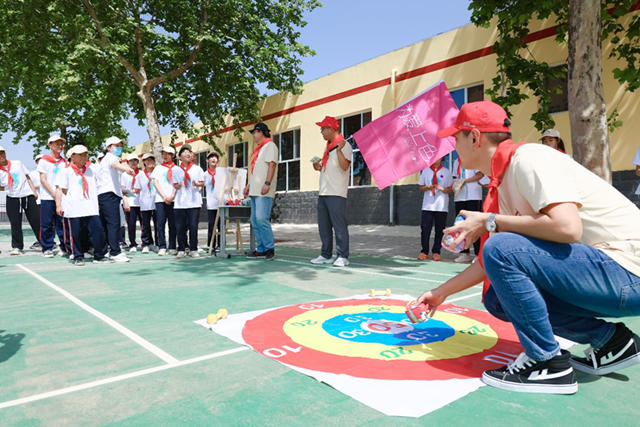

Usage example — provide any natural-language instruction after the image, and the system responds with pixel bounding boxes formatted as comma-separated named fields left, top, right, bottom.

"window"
left=341, top=111, right=372, bottom=186
left=446, top=83, right=485, bottom=171
left=197, top=151, right=208, bottom=171
left=544, top=64, right=568, bottom=113
left=273, top=128, right=300, bottom=192
left=228, top=141, right=247, bottom=168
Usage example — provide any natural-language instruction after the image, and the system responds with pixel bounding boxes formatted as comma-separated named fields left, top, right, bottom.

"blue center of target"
left=322, top=312, right=455, bottom=346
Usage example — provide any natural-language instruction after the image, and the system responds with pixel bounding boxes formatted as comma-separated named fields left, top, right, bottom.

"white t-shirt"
left=204, top=168, right=220, bottom=210
left=0, top=169, right=7, bottom=188
left=499, top=143, right=640, bottom=279
left=319, top=142, right=353, bottom=198
left=248, top=140, right=278, bottom=198
left=121, top=170, right=141, bottom=207
left=633, top=147, right=640, bottom=195
left=55, top=165, right=99, bottom=218
left=29, top=169, right=41, bottom=204
left=96, top=152, right=123, bottom=197
left=37, top=156, right=67, bottom=201
left=151, top=164, right=179, bottom=204
left=134, top=169, right=157, bottom=211
left=419, top=166, right=452, bottom=212
left=172, top=164, right=204, bottom=209
left=452, top=158, right=483, bottom=202
left=4, top=160, right=32, bottom=198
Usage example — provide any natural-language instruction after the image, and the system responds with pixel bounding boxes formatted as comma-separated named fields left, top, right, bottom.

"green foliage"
left=0, top=0, right=320, bottom=154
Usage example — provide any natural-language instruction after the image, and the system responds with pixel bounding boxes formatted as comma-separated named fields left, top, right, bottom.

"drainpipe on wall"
left=389, top=68, right=398, bottom=226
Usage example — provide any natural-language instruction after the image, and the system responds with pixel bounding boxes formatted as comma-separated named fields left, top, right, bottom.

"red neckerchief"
left=70, top=163, right=90, bottom=199
left=129, top=168, right=140, bottom=189
left=180, top=162, right=193, bottom=188
left=250, top=138, right=272, bottom=173
left=478, top=140, right=528, bottom=297
left=558, top=147, right=566, bottom=154
left=144, top=169, right=153, bottom=190
left=321, top=134, right=345, bottom=171
left=429, top=164, right=443, bottom=195
left=0, top=160, right=13, bottom=188
left=456, top=159, right=464, bottom=178
left=161, top=161, right=175, bottom=182
left=42, top=154, right=68, bottom=167
left=207, top=167, right=216, bottom=188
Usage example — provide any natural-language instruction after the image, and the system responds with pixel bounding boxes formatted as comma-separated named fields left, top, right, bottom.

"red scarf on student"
left=180, top=162, right=193, bottom=188
left=250, top=138, right=272, bottom=173
left=478, top=140, right=528, bottom=297
left=70, top=162, right=90, bottom=199
left=322, top=134, right=345, bottom=171
left=161, top=161, right=175, bottom=182
left=144, top=169, right=153, bottom=190
left=0, top=160, right=13, bottom=188
left=129, top=168, right=139, bottom=188
left=429, top=164, right=442, bottom=195
left=457, top=160, right=464, bottom=179
left=208, top=167, right=216, bottom=188
left=41, top=154, right=68, bottom=167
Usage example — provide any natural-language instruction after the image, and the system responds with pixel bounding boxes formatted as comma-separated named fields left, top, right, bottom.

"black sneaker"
left=570, top=323, right=640, bottom=375
left=246, top=250, right=265, bottom=259
left=482, top=350, right=577, bottom=394
left=74, top=258, right=85, bottom=266
left=30, top=241, right=41, bottom=250
left=264, top=249, right=275, bottom=260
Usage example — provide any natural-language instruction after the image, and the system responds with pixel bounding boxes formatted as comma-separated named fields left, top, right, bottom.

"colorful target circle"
left=242, top=298, right=522, bottom=380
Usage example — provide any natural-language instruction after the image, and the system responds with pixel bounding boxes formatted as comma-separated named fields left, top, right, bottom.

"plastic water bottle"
left=442, top=215, right=466, bottom=253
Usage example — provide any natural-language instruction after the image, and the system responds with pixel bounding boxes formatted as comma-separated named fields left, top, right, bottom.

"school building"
left=133, top=12, right=640, bottom=225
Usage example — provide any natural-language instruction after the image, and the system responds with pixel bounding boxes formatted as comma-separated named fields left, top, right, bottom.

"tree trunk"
left=568, top=0, right=611, bottom=182
left=137, top=87, right=164, bottom=161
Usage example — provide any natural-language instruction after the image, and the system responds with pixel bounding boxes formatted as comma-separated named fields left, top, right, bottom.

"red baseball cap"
left=315, top=116, right=340, bottom=130
left=437, top=100, right=511, bottom=138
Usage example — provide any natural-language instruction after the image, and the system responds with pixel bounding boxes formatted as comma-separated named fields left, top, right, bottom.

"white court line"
left=16, top=263, right=179, bottom=364
left=0, top=347, right=248, bottom=410
left=275, top=257, right=446, bottom=284
left=447, top=292, right=483, bottom=303
left=281, top=253, right=457, bottom=278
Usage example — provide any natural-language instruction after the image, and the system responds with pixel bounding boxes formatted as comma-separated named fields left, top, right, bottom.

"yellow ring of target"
left=283, top=305, right=498, bottom=361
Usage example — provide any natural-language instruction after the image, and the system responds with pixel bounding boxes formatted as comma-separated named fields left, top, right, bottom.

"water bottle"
left=442, top=215, right=466, bottom=253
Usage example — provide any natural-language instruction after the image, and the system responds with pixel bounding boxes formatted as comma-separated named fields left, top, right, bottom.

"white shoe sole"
left=310, top=259, right=333, bottom=264
left=570, top=353, right=640, bottom=376
left=481, top=372, right=578, bottom=394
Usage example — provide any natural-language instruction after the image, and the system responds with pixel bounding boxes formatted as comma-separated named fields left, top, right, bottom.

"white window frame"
left=339, top=110, right=372, bottom=187
left=228, top=141, right=248, bottom=169
left=274, top=128, right=300, bottom=192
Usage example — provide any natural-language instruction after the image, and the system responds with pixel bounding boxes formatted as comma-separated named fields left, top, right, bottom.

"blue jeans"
left=482, top=232, right=640, bottom=361
left=250, top=196, right=274, bottom=252
left=318, top=196, right=349, bottom=258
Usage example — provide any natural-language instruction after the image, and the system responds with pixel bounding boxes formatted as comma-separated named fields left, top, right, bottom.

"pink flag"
left=353, top=81, right=459, bottom=189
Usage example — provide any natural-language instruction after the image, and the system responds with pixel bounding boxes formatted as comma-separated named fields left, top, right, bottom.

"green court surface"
left=1, top=227, right=640, bottom=425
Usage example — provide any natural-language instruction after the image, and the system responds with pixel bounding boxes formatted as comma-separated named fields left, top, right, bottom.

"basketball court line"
left=0, top=347, right=248, bottom=410
left=16, top=263, right=179, bottom=364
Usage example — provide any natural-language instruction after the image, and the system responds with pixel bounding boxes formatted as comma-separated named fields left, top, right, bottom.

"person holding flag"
left=204, top=152, right=220, bottom=252
left=121, top=153, right=143, bottom=252
left=417, top=157, right=452, bottom=262
left=172, top=145, right=204, bottom=258
left=414, top=100, right=640, bottom=394
left=243, top=122, right=278, bottom=261
left=134, top=152, right=158, bottom=253
left=310, top=116, right=353, bottom=267
left=151, top=146, right=179, bottom=256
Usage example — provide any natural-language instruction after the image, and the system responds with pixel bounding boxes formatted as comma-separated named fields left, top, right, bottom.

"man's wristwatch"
left=485, top=213, right=497, bottom=232
left=264, top=181, right=271, bottom=186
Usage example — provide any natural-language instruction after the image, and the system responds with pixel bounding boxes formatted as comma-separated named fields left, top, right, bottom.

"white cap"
left=142, top=152, right=155, bottom=160
left=161, top=146, right=176, bottom=155
left=97, top=152, right=105, bottom=159
left=35, top=154, right=43, bottom=161
left=541, top=129, right=561, bottom=139
left=105, top=136, right=124, bottom=148
left=48, top=135, right=66, bottom=144
left=67, top=144, right=89, bottom=156
left=0, top=145, right=5, bottom=152
left=126, top=153, right=139, bottom=161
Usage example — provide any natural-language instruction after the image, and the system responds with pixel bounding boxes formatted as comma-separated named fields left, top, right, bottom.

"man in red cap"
left=310, top=116, right=352, bottom=267
left=413, top=100, right=640, bottom=394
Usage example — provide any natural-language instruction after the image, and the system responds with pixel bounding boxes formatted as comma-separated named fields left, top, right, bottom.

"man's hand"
left=444, top=210, right=489, bottom=250
left=313, top=162, right=322, bottom=171
left=412, top=288, right=447, bottom=317
left=56, top=206, right=64, bottom=216
left=243, top=186, right=249, bottom=198
left=338, top=140, right=346, bottom=149
left=164, top=196, right=173, bottom=205
left=173, top=182, right=181, bottom=189
left=261, top=184, right=270, bottom=195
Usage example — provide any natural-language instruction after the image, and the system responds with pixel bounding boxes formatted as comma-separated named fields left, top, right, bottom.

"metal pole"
left=389, top=68, right=398, bottom=226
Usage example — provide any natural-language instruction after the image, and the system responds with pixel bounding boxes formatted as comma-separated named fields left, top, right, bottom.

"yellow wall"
left=135, top=11, right=640, bottom=191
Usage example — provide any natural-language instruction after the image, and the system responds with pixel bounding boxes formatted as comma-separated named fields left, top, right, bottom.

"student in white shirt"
left=54, top=145, right=108, bottom=266
left=37, top=135, right=70, bottom=257
left=0, top=146, right=40, bottom=255
left=96, top=136, right=134, bottom=262
left=204, top=152, right=220, bottom=252
left=417, top=157, right=453, bottom=261
left=121, top=154, right=143, bottom=252
left=452, top=157, right=484, bottom=263
left=151, top=146, right=179, bottom=256
left=172, top=145, right=204, bottom=258
left=633, top=147, right=640, bottom=197
left=134, top=152, right=158, bottom=253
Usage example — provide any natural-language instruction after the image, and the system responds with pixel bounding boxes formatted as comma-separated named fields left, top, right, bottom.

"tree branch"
left=133, top=6, right=146, bottom=75
left=82, top=0, right=143, bottom=84
left=147, top=0, right=211, bottom=88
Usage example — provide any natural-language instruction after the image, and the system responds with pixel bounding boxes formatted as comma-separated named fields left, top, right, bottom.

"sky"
left=0, top=0, right=473, bottom=170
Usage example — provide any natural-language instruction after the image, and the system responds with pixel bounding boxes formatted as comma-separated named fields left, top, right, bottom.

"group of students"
left=417, top=127, right=568, bottom=263
left=0, top=135, right=222, bottom=266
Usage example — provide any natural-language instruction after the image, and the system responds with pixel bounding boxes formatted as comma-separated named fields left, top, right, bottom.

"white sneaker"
left=84, top=252, right=92, bottom=259
left=454, top=253, right=474, bottom=263
left=176, top=251, right=186, bottom=259
left=333, top=257, right=350, bottom=267
left=141, top=246, right=150, bottom=253
left=43, top=250, right=54, bottom=258
left=9, top=248, right=23, bottom=256
left=111, top=253, right=130, bottom=263
left=69, top=254, right=75, bottom=261
left=158, top=248, right=166, bottom=256
left=190, top=251, right=200, bottom=258
left=168, top=249, right=177, bottom=255
left=129, top=247, right=137, bottom=253
left=310, top=255, right=334, bottom=264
